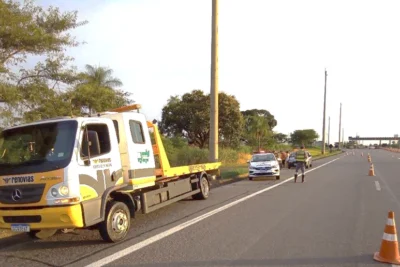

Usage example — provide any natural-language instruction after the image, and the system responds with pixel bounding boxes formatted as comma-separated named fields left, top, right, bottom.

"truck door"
left=126, top=119, right=155, bottom=180
left=78, top=121, right=123, bottom=226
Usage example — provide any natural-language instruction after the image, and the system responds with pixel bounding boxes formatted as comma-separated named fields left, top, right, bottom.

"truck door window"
left=80, top=124, right=111, bottom=158
left=129, top=120, right=145, bottom=144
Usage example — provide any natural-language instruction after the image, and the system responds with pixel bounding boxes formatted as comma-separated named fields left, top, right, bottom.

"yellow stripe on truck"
left=0, top=204, right=84, bottom=230
left=80, top=184, right=99, bottom=201
left=115, top=177, right=124, bottom=186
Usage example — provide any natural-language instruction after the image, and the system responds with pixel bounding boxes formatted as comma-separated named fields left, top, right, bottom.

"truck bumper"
left=0, top=204, right=84, bottom=230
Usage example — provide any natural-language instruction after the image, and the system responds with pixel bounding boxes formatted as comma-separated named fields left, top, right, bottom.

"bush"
left=175, top=146, right=209, bottom=165
left=219, top=148, right=239, bottom=165
left=161, top=137, right=297, bottom=167
left=168, top=146, right=241, bottom=166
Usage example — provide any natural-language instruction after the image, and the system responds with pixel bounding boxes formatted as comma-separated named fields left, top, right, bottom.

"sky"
left=36, top=0, right=400, bottom=145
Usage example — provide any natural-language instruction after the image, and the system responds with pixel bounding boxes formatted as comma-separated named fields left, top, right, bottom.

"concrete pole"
left=209, top=0, right=219, bottom=162
left=321, top=69, right=327, bottom=154
left=338, top=103, right=342, bottom=149
left=342, top=128, right=344, bottom=147
left=328, top=116, right=330, bottom=146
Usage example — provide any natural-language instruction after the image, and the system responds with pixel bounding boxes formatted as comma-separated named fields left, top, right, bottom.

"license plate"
left=11, top=224, right=30, bottom=232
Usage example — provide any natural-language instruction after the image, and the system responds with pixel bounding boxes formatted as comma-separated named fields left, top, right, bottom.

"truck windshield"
left=251, top=154, right=275, bottom=162
left=0, top=120, right=78, bottom=175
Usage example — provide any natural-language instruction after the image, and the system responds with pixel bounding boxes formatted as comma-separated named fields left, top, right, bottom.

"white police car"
left=247, top=152, right=280, bottom=180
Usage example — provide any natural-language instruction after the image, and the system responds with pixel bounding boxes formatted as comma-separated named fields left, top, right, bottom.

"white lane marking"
left=374, top=168, right=400, bottom=208
left=84, top=157, right=341, bottom=267
left=375, top=181, right=381, bottom=191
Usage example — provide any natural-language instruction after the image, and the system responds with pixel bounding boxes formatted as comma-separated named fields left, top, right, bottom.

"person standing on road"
left=294, top=145, right=307, bottom=183
left=280, top=151, right=287, bottom=168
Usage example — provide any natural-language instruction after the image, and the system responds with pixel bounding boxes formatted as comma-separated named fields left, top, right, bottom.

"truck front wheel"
left=193, top=175, right=210, bottom=200
left=99, top=201, right=131, bottom=243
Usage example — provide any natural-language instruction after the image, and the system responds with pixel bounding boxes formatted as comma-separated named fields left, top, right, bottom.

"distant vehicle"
left=287, top=151, right=313, bottom=169
left=247, top=153, right=280, bottom=180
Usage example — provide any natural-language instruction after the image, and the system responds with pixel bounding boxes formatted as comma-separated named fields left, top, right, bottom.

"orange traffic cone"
left=368, top=157, right=372, bottom=163
left=369, top=164, right=375, bottom=176
left=374, top=211, right=400, bottom=264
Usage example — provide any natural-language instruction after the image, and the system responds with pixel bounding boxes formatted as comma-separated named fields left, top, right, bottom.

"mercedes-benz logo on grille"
left=11, top=189, right=22, bottom=201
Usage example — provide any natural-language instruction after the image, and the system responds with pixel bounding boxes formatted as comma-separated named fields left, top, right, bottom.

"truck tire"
left=193, top=175, right=210, bottom=200
left=276, top=176, right=280, bottom=180
left=99, top=201, right=131, bottom=243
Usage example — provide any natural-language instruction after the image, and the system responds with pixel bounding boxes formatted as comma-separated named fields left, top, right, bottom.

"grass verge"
left=220, top=164, right=248, bottom=179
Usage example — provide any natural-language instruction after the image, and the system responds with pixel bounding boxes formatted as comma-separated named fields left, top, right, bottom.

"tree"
left=160, top=90, right=209, bottom=147
left=274, top=132, right=287, bottom=143
left=241, top=109, right=277, bottom=148
left=160, top=90, right=244, bottom=148
left=245, top=115, right=271, bottom=150
left=0, top=0, right=87, bottom=125
left=71, top=64, right=132, bottom=114
left=218, top=92, right=244, bottom=148
left=241, top=109, right=277, bottom=130
left=290, top=129, right=319, bottom=146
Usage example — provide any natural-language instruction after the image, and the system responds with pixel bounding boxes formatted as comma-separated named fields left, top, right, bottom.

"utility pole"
left=328, top=116, right=330, bottom=146
left=338, top=103, right=342, bottom=149
left=209, top=0, right=219, bottom=162
left=321, top=69, right=327, bottom=154
left=342, top=128, right=344, bottom=147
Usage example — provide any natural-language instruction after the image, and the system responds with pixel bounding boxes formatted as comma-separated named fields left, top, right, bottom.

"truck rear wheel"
left=99, top=201, right=131, bottom=243
left=193, top=175, right=210, bottom=200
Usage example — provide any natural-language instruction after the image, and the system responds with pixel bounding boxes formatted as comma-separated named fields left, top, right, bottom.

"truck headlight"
left=47, top=183, right=80, bottom=205
left=47, top=183, right=70, bottom=198
left=59, top=185, right=69, bottom=196
left=51, top=188, right=58, bottom=197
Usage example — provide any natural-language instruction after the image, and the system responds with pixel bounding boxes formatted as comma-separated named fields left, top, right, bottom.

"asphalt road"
left=1, top=150, right=399, bottom=267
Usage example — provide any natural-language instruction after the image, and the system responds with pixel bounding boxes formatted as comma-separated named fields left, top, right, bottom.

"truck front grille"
left=0, top=184, right=46, bottom=204
left=3, top=215, right=41, bottom=223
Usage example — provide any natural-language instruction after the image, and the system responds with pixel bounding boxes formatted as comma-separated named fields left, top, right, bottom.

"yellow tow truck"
left=0, top=104, right=221, bottom=242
